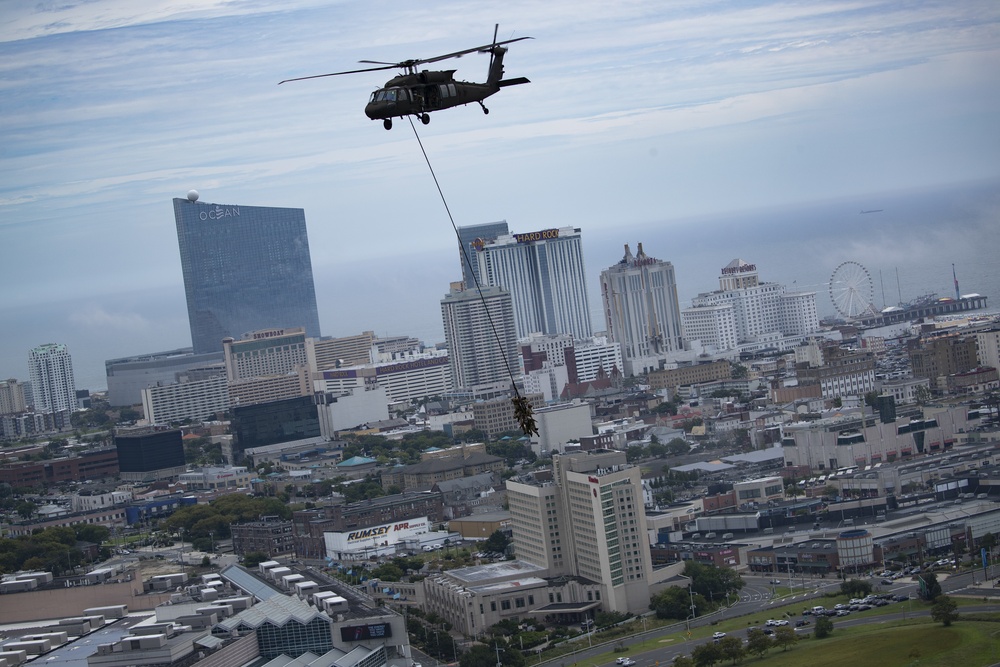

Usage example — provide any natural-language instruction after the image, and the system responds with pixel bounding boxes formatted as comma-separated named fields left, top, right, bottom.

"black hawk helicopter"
left=280, top=26, right=532, bottom=130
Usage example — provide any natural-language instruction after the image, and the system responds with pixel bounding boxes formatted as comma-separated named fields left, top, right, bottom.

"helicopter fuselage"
left=364, top=71, right=498, bottom=121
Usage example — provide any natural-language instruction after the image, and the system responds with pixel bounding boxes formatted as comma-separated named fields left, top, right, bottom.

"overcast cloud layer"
left=2, top=1, right=999, bottom=387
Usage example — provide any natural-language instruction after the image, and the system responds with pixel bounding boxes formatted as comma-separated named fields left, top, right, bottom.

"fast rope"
left=407, top=116, right=537, bottom=436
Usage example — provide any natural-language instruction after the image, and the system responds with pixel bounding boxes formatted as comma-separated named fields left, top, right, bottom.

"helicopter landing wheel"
left=383, top=118, right=392, bottom=130
left=421, top=113, right=430, bottom=125
left=478, top=101, right=489, bottom=115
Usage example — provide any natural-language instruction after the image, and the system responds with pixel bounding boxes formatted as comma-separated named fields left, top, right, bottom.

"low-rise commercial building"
left=231, top=516, right=295, bottom=557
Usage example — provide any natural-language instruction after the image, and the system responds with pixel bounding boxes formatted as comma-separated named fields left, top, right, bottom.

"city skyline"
left=3, top=2, right=999, bottom=389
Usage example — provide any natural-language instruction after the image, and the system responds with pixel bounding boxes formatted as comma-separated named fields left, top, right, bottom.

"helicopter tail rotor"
left=488, top=24, right=499, bottom=73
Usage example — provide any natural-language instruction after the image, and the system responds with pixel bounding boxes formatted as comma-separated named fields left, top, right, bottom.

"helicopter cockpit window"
left=374, top=88, right=402, bottom=102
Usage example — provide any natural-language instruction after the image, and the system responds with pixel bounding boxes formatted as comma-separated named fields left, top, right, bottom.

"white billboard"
left=324, top=517, right=430, bottom=558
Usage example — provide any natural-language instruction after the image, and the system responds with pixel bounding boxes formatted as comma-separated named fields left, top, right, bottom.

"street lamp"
left=494, top=644, right=504, bottom=667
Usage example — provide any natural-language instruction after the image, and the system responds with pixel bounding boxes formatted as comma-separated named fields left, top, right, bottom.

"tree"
left=665, top=438, right=691, bottom=456
left=684, top=561, right=744, bottom=603
left=914, top=385, right=931, bottom=406
left=672, top=656, right=694, bottom=667
left=650, top=586, right=706, bottom=620
left=814, top=616, right=834, bottom=639
left=458, top=644, right=494, bottom=667
left=864, top=391, right=879, bottom=410
left=626, top=445, right=646, bottom=463
left=371, top=563, right=404, bottom=581
left=918, top=573, right=942, bottom=601
left=242, top=551, right=269, bottom=568
left=772, top=626, right=797, bottom=651
left=692, top=641, right=723, bottom=667
left=15, top=500, right=36, bottom=519
left=483, top=530, right=511, bottom=554
left=745, top=629, right=772, bottom=658
left=74, top=524, right=110, bottom=544
left=717, top=635, right=745, bottom=664
left=931, top=595, right=959, bottom=626
left=840, top=579, right=872, bottom=597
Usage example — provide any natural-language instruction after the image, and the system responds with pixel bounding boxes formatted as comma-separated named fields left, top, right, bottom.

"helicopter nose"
left=365, top=102, right=394, bottom=120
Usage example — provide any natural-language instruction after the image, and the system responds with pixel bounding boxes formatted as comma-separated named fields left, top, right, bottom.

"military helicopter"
left=279, top=26, right=532, bottom=130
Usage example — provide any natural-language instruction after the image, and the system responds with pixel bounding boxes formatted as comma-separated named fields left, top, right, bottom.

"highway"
left=536, top=569, right=1000, bottom=667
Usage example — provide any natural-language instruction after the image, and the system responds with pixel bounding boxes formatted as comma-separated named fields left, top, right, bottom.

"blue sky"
left=2, top=1, right=1000, bottom=389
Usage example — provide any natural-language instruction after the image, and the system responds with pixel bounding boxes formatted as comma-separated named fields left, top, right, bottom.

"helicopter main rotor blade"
left=279, top=32, right=532, bottom=84
left=417, top=36, right=532, bottom=66
left=278, top=63, right=399, bottom=84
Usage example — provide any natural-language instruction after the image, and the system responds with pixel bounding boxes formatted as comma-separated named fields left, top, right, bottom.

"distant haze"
left=5, top=180, right=997, bottom=392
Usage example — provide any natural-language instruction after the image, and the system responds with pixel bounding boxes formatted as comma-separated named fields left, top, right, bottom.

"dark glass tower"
left=174, top=194, right=321, bottom=353
left=456, top=220, right=508, bottom=288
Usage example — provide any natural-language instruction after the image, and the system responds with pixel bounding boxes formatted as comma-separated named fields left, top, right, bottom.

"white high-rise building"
left=0, top=379, right=28, bottom=415
left=975, top=327, right=1000, bottom=370
left=28, top=343, right=77, bottom=415
left=683, top=259, right=819, bottom=350
left=440, top=283, right=518, bottom=391
left=600, top=243, right=685, bottom=375
left=476, top=226, right=592, bottom=340
left=506, top=450, right=653, bottom=614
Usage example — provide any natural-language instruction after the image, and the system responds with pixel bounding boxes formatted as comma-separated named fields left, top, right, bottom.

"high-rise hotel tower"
left=173, top=192, right=321, bottom=354
left=475, top=226, right=593, bottom=340
left=28, top=343, right=76, bottom=415
left=440, top=283, right=518, bottom=391
left=600, top=243, right=684, bottom=375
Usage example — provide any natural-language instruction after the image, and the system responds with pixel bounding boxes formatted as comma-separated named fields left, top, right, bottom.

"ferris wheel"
left=829, top=261, right=876, bottom=319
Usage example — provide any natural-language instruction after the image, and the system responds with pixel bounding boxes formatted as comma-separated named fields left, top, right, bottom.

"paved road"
left=542, top=570, right=1000, bottom=667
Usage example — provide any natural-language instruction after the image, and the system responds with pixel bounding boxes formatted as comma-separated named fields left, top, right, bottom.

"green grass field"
left=745, top=620, right=1000, bottom=667
left=571, top=594, right=1000, bottom=665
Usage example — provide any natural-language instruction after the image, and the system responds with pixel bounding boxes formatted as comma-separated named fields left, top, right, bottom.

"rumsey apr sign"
left=325, top=517, right=430, bottom=554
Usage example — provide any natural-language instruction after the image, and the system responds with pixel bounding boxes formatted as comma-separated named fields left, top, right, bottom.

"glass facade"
left=114, top=429, right=185, bottom=472
left=231, top=396, right=321, bottom=456
left=256, top=616, right=333, bottom=660
left=173, top=197, right=321, bottom=354
left=456, top=221, right=508, bottom=289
